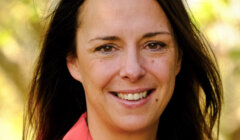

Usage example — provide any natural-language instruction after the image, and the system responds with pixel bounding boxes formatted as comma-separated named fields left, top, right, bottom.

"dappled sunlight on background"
left=0, top=0, right=46, bottom=139
left=0, top=69, right=23, bottom=140
left=0, top=0, right=239, bottom=140
left=189, top=0, right=240, bottom=139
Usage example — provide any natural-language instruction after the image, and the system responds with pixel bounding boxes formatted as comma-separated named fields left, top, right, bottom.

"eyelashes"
left=94, top=41, right=167, bottom=55
left=144, top=41, right=166, bottom=51
left=94, top=44, right=117, bottom=54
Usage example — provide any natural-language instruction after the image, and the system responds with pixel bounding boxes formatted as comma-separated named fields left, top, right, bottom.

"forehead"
left=81, top=0, right=161, bottom=16
left=77, top=0, right=172, bottom=38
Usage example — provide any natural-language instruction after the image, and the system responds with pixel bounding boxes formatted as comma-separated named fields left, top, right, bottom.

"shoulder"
left=63, top=112, right=92, bottom=140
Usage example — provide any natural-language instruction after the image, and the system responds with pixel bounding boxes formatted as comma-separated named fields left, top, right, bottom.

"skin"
left=67, top=0, right=182, bottom=140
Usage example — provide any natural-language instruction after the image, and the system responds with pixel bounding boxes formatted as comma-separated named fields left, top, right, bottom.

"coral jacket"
left=63, top=112, right=92, bottom=140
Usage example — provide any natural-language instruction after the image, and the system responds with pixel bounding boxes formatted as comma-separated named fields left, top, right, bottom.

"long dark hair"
left=23, top=0, right=223, bottom=140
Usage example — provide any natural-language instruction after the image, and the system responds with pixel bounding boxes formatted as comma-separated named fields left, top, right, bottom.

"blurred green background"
left=0, top=0, right=239, bottom=139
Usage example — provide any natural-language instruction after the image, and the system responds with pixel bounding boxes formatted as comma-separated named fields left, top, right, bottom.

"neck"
left=87, top=111, right=158, bottom=140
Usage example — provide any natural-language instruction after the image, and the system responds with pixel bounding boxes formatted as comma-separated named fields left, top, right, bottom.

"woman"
left=23, top=0, right=223, bottom=140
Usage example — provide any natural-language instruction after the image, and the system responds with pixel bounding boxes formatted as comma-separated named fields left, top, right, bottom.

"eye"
left=144, top=41, right=166, bottom=51
left=95, top=44, right=117, bottom=54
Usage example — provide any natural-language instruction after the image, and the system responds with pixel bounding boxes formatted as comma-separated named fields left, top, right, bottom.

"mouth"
left=110, top=89, right=154, bottom=101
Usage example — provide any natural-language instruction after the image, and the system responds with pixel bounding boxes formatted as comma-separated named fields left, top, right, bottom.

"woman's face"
left=67, top=0, right=181, bottom=133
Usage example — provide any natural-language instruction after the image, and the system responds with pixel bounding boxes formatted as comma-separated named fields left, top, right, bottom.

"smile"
left=111, top=89, right=153, bottom=101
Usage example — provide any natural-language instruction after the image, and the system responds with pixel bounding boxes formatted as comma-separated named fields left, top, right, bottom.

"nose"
left=120, top=50, right=146, bottom=82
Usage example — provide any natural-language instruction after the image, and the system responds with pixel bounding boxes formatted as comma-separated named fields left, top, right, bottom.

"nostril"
left=119, top=53, right=146, bottom=82
left=119, top=65, right=146, bottom=82
left=120, top=70, right=145, bottom=82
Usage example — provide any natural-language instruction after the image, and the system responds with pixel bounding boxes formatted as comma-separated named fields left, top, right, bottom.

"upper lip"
left=110, top=88, right=153, bottom=94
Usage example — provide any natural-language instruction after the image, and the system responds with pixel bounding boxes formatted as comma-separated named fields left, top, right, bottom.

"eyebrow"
left=142, top=31, right=172, bottom=38
left=88, top=31, right=171, bottom=43
left=89, top=36, right=120, bottom=42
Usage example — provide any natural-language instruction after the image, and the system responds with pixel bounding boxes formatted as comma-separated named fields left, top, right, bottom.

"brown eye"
left=145, top=41, right=166, bottom=51
left=95, top=44, right=116, bottom=54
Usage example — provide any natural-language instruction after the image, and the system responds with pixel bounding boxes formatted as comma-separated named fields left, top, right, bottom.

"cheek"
left=84, top=59, right=119, bottom=90
left=146, top=58, right=175, bottom=83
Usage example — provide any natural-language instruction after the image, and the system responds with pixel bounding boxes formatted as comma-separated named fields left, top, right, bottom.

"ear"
left=175, top=49, right=182, bottom=76
left=66, top=55, right=83, bottom=82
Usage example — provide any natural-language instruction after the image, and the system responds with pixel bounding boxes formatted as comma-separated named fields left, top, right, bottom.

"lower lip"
left=109, top=90, right=155, bottom=108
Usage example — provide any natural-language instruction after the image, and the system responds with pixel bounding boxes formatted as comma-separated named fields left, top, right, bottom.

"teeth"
left=133, top=93, right=139, bottom=100
left=117, top=91, right=148, bottom=101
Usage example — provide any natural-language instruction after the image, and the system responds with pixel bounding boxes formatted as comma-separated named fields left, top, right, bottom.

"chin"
left=112, top=114, right=158, bottom=132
